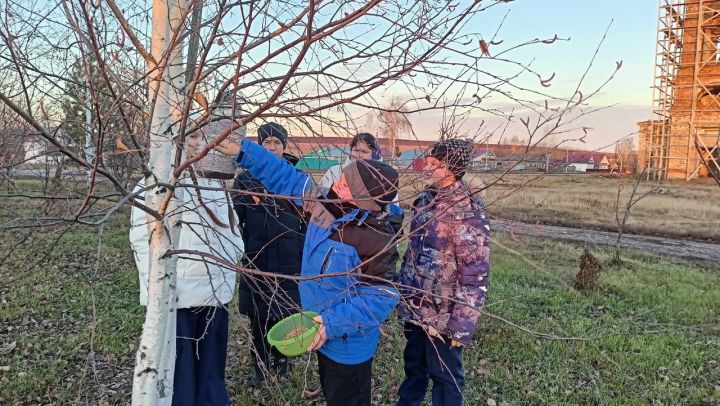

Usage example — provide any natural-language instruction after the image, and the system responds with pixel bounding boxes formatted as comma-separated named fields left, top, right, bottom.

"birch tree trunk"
left=131, top=0, right=188, bottom=403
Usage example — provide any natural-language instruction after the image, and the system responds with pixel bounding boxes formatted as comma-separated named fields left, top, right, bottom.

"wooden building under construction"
left=638, top=0, right=720, bottom=180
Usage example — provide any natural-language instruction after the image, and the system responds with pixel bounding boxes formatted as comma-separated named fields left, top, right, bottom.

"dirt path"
left=491, top=219, right=720, bottom=263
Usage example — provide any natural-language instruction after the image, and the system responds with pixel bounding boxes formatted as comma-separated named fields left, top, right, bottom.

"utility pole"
left=565, top=148, right=569, bottom=173
left=83, top=74, right=95, bottom=180
left=545, top=153, right=549, bottom=174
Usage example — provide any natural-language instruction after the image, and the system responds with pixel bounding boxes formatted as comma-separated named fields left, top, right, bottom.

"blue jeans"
left=397, top=322, right=464, bottom=406
left=173, top=306, right=229, bottom=406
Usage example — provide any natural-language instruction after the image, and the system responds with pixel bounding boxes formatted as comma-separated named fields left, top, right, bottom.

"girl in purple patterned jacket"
left=396, top=139, right=490, bottom=406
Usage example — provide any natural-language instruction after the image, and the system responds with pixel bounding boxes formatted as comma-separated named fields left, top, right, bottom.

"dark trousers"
left=397, top=322, right=464, bottom=406
left=173, top=306, right=229, bottom=406
left=317, top=352, right=372, bottom=406
left=250, top=314, right=284, bottom=372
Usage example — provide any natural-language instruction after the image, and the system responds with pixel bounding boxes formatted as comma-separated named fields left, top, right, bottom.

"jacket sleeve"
left=387, top=202, right=404, bottom=217
left=320, top=284, right=400, bottom=340
left=129, top=182, right=149, bottom=260
left=235, top=139, right=313, bottom=206
left=128, top=182, right=150, bottom=305
left=317, top=164, right=345, bottom=196
left=316, top=166, right=336, bottom=196
left=445, top=210, right=490, bottom=345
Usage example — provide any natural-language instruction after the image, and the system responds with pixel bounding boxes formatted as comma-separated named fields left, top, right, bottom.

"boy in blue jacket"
left=218, top=138, right=402, bottom=406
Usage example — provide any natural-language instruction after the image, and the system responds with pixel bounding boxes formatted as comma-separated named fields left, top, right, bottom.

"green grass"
left=1, top=209, right=719, bottom=404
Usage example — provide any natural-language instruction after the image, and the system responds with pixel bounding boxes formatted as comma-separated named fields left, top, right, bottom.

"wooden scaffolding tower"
left=641, top=0, right=720, bottom=180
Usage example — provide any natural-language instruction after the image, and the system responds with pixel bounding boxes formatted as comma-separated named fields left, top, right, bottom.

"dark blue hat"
left=257, top=122, right=288, bottom=148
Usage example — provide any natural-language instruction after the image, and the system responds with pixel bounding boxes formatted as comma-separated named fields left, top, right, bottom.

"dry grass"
left=377, top=172, right=719, bottom=241
left=4, top=224, right=719, bottom=405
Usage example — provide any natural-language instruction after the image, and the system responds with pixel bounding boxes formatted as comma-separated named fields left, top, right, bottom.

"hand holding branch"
left=426, top=325, right=463, bottom=347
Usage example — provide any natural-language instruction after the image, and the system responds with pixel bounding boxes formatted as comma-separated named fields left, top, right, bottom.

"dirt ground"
left=492, top=219, right=720, bottom=263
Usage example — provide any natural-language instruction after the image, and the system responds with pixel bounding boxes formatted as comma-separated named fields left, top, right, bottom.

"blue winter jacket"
left=234, top=139, right=400, bottom=365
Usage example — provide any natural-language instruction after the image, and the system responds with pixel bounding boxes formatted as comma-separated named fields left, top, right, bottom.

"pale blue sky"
left=459, top=0, right=658, bottom=149
left=491, top=0, right=658, bottom=106
left=397, top=1, right=660, bottom=150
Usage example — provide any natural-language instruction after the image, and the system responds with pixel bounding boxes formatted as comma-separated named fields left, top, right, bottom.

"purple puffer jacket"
left=397, top=180, right=490, bottom=345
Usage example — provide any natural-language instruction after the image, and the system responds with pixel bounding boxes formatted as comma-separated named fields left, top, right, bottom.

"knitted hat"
left=342, top=160, right=399, bottom=211
left=426, top=138, right=474, bottom=178
left=257, top=122, right=288, bottom=148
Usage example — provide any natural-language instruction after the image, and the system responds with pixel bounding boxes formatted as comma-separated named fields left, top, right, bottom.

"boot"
left=248, top=365, right=266, bottom=388
left=273, top=356, right=291, bottom=379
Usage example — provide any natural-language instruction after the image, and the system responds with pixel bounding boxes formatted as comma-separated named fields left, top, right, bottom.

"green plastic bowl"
left=267, top=311, right=320, bottom=357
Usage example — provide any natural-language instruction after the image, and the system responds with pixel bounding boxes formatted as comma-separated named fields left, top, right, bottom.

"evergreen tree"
left=61, top=57, right=143, bottom=180
left=62, top=59, right=93, bottom=153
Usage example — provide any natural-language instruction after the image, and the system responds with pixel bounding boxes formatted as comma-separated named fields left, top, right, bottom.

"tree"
left=611, top=169, right=659, bottom=265
left=615, top=137, right=637, bottom=173
left=502, top=134, right=524, bottom=145
left=368, top=97, right=412, bottom=158
left=61, top=58, right=96, bottom=166
left=62, top=56, right=147, bottom=184
left=535, top=132, right=558, bottom=149
left=0, top=104, right=27, bottom=186
left=129, top=0, right=188, bottom=402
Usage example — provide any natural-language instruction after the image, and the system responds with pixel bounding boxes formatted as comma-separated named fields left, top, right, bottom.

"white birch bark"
left=131, top=0, right=188, bottom=403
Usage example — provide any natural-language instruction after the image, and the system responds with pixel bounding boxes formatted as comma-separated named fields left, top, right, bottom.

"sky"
left=31, top=0, right=660, bottom=152
left=194, top=0, right=660, bottom=151
left=487, top=0, right=658, bottom=106
left=404, top=0, right=659, bottom=151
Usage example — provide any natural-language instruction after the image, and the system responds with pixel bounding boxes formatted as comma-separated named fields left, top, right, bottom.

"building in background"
left=296, top=146, right=345, bottom=171
left=638, top=0, right=720, bottom=180
left=290, top=135, right=617, bottom=173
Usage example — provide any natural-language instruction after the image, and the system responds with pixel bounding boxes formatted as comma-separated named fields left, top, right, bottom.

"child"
left=396, top=139, right=490, bottom=406
left=218, top=138, right=402, bottom=406
left=129, top=130, right=244, bottom=405
left=317, top=132, right=403, bottom=218
left=317, top=132, right=382, bottom=194
left=232, top=122, right=305, bottom=387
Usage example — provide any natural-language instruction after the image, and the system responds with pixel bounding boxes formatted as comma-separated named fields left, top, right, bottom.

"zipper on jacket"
left=319, top=247, right=333, bottom=274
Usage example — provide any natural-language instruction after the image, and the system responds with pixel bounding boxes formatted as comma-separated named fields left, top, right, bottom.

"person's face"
left=184, top=132, right=204, bottom=159
left=423, top=156, right=454, bottom=187
left=350, top=141, right=373, bottom=161
left=261, top=136, right=285, bottom=157
left=331, top=174, right=356, bottom=204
